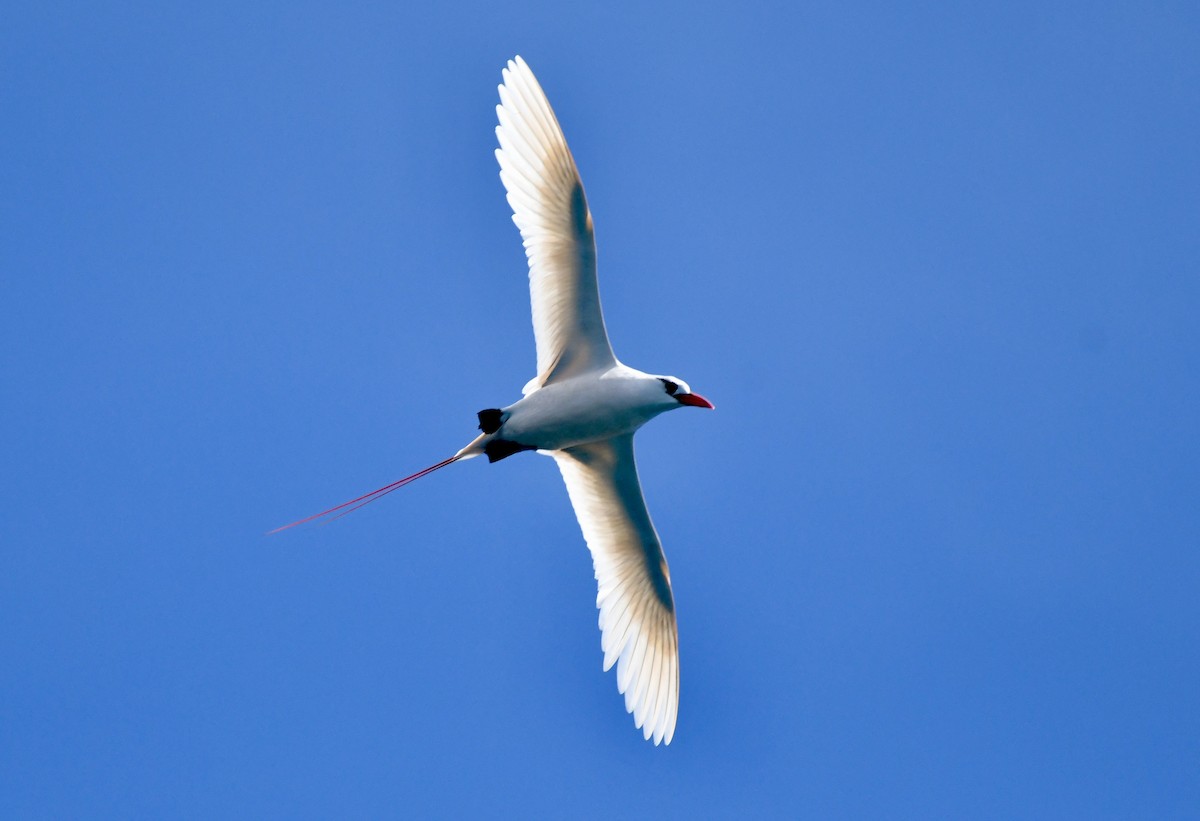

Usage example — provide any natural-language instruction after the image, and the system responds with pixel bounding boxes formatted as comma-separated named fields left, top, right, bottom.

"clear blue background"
left=3, top=2, right=1198, bottom=817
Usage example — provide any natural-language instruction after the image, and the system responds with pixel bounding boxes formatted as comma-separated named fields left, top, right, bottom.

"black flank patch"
left=484, top=439, right=535, bottom=463
left=477, top=408, right=504, bottom=434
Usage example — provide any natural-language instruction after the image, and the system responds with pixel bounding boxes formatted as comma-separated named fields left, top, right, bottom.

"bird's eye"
left=660, top=379, right=679, bottom=395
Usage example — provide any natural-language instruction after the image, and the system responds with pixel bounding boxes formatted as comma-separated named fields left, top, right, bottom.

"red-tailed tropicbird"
left=273, top=57, right=713, bottom=745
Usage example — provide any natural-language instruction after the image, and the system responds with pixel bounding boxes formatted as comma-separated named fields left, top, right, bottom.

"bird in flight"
left=273, top=56, right=713, bottom=745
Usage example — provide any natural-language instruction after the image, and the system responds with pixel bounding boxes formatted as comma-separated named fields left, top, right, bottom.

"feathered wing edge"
left=496, top=56, right=617, bottom=392
left=551, top=435, right=680, bottom=745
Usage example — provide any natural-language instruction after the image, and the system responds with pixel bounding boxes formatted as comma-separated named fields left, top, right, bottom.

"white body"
left=499, top=366, right=678, bottom=451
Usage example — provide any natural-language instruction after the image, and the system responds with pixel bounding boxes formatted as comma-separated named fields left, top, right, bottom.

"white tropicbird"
left=273, top=56, right=713, bottom=746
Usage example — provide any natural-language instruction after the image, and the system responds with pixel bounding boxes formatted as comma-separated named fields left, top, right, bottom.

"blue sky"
left=3, top=1, right=1198, bottom=817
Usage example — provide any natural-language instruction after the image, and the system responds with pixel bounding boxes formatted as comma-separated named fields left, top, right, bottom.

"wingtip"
left=503, top=55, right=538, bottom=89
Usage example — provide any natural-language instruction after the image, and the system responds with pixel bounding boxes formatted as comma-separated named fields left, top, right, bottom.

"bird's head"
left=656, top=376, right=714, bottom=410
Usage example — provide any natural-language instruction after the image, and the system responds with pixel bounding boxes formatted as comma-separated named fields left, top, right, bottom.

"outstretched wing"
left=551, top=435, right=679, bottom=745
left=496, top=56, right=618, bottom=392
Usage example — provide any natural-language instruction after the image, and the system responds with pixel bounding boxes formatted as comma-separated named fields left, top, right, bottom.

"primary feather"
left=552, top=435, right=680, bottom=745
left=496, top=57, right=618, bottom=391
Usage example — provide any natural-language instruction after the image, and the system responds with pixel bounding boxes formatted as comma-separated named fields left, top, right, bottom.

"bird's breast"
left=499, top=375, right=663, bottom=451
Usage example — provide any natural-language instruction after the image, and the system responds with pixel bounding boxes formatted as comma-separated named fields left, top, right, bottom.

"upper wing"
left=496, top=56, right=618, bottom=391
left=551, top=435, right=679, bottom=745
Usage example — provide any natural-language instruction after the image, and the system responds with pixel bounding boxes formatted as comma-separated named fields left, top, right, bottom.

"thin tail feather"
left=268, top=453, right=463, bottom=535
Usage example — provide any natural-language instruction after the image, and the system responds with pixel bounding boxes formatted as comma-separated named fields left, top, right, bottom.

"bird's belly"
left=500, top=381, right=657, bottom=451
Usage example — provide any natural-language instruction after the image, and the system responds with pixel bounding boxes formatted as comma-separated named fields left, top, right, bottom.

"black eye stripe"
left=659, top=378, right=679, bottom=395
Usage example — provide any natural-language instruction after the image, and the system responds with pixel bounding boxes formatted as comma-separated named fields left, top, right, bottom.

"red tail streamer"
left=267, top=454, right=462, bottom=535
